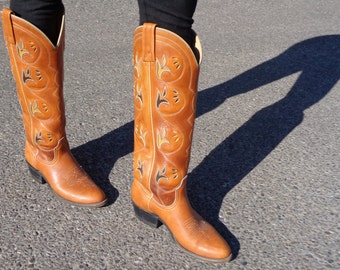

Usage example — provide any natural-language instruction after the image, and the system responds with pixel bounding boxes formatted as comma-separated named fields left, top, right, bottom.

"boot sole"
left=27, top=161, right=107, bottom=208
left=132, top=202, right=232, bottom=263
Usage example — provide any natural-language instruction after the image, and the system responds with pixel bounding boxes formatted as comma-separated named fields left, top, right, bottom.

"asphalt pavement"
left=0, top=0, right=339, bottom=269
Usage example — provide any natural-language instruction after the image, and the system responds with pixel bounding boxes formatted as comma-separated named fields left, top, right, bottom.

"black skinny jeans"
left=10, top=0, right=197, bottom=48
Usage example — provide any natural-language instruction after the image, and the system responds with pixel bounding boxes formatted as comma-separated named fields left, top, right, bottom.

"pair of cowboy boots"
left=1, top=8, right=232, bottom=262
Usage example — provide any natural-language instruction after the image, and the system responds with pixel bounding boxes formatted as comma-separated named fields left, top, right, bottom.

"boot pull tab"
left=142, top=23, right=156, bottom=62
left=1, top=8, right=16, bottom=45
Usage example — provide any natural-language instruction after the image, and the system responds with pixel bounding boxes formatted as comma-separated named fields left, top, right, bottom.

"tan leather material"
left=132, top=23, right=232, bottom=261
left=2, top=8, right=106, bottom=206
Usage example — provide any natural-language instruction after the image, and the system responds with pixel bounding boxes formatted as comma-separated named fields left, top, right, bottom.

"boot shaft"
left=2, top=8, right=67, bottom=162
left=133, top=23, right=200, bottom=206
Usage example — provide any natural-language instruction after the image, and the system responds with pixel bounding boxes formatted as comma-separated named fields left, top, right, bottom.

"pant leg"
left=10, top=0, right=198, bottom=48
left=10, top=0, right=64, bottom=45
left=138, top=0, right=198, bottom=49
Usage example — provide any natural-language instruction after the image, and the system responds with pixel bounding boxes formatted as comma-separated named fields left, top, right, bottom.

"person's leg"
left=132, top=0, right=232, bottom=262
left=10, top=0, right=64, bottom=45
left=138, top=0, right=197, bottom=50
left=2, top=3, right=107, bottom=206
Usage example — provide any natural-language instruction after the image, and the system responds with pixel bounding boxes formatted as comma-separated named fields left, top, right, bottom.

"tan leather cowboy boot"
left=132, top=23, right=232, bottom=262
left=1, top=8, right=107, bottom=207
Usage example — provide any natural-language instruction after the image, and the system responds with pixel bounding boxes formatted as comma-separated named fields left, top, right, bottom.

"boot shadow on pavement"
left=188, top=35, right=340, bottom=258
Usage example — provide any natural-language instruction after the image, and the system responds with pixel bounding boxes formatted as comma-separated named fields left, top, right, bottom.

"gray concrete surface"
left=0, top=0, right=339, bottom=269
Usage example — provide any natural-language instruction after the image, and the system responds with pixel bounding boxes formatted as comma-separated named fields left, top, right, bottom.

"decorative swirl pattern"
left=16, top=40, right=40, bottom=63
left=11, top=21, right=64, bottom=159
left=133, top=25, right=199, bottom=206
left=22, top=67, right=48, bottom=90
